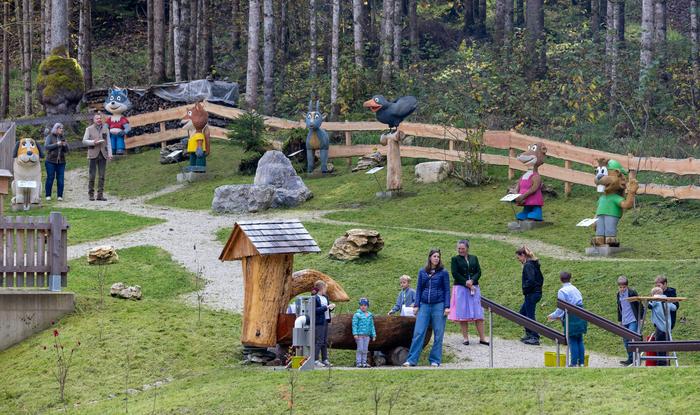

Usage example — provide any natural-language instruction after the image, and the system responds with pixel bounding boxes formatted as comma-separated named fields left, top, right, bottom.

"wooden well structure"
left=219, top=219, right=321, bottom=347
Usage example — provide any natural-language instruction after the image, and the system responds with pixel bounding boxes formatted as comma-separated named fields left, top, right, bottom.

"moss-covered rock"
left=36, top=46, right=84, bottom=115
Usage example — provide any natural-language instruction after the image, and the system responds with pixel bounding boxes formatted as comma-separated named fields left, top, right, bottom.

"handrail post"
left=489, top=308, right=493, bottom=368
left=556, top=339, right=560, bottom=367
left=565, top=309, right=570, bottom=367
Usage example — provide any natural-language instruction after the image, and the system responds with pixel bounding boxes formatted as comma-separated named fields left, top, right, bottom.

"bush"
left=227, top=111, right=267, bottom=174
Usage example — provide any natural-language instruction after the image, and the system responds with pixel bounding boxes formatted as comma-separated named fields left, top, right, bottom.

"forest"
left=1, top=0, right=699, bottom=158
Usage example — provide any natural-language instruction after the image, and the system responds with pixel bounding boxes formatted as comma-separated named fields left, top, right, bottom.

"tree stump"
left=379, top=130, right=403, bottom=192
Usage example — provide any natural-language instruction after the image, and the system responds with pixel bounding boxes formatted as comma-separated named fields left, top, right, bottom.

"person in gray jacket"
left=82, top=113, right=113, bottom=201
left=387, top=275, right=416, bottom=315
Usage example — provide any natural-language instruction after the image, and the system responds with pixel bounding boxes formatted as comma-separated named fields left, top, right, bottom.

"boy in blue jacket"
left=353, top=298, right=377, bottom=368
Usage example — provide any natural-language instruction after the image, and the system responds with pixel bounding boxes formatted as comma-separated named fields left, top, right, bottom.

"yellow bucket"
left=290, top=356, right=306, bottom=369
left=544, top=351, right=589, bottom=367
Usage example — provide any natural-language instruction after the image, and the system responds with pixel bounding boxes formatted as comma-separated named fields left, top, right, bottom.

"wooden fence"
left=0, top=121, right=16, bottom=173
left=122, top=102, right=700, bottom=200
left=0, top=212, right=69, bottom=288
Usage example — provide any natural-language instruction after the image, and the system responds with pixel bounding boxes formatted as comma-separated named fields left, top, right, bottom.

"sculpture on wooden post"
left=512, top=143, right=547, bottom=222
left=11, top=138, right=44, bottom=211
left=103, top=87, right=132, bottom=156
left=181, top=102, right=211, bottom=173
left=591, top=159, right=638, bottom=247
left=305, top=100, right=330, bottom=173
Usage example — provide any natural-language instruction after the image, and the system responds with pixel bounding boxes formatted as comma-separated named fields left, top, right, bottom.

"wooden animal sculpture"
left=103, top=87, right=132, bottom=155
left=592, top=159, right=638, bottom=247
left=181, top=102, right=210, bottom=173
left=513, top=143, right=547, bottom=221
left=305, top=100, right=329, bottom=173
left=363, top=95, right=417, bottom=133
left=11, top=137, right=44, bottom=210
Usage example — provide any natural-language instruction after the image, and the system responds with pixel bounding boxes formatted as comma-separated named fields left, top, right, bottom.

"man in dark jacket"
left=516, top=248, right=544, bottom=345
left=655, top=275, right=679, bottom=329
left=616, top=276, right=643, bottom=365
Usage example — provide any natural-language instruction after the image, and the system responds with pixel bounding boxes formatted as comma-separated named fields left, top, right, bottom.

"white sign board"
left=287, top=149, right=303, bottom=157
left=16, top=180, right=37, bottom=189
left=166, top=150, right=183, bottom=159
left=500, top=193, right=521, bottom=202
left=576, top=218, right=598, bottom=227
left=366, top=166, right=384, bottom=175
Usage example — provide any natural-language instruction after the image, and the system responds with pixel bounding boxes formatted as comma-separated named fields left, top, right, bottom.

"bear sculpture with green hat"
left=592, top=159, right=639, bottom=247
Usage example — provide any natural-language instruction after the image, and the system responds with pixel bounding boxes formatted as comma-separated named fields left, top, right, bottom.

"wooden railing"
left=124, top=102, right=700, bottom=200
left=0, top=122, right=16, bottom=173
left=0, top=212, right=69, bottom=289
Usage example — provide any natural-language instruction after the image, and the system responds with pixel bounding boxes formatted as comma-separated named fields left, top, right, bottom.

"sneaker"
left=430, top=362, right=440, bottom=367
left=89, top=195, right=95, bottom=201
left=46, top=196, right=51, bottom=201
left=314, top=360, right=326, bottom=368
left=619, top=359, right=633, bottom=366
left=322, top=360, right=332, bottom=367
left=97, top=195, right=107, bottom=201
left=362, top=363, right=371, bottom=368
left=402, top=361, right=414, bottom=367
left=523, top=337, right=540, bottom=346
left=479, top=340, right=490, bottom=346
left=57, top=197, right=63, bottom=201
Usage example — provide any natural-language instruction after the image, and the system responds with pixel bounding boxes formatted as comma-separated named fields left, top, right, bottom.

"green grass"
left=4, top=206, right=163, bottom=245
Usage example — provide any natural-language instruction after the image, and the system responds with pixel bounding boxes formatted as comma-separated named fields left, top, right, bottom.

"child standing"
left=353, top=298, right=377, bottom=368
left=314, top=280, right=335, bottom=368
left=649, top=286, right=677, bottom=366
left=387, top=275, right=417, bottom=316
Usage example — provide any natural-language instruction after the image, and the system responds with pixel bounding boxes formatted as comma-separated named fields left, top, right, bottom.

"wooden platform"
left=507, top=220, right=552, bottom=232
left=585, top=246, right=632, bottom=256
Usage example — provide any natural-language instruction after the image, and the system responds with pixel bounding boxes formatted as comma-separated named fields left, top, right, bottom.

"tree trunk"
left=309, top=0, right=317, bottom=84
left=172, top=0, right=182, bottom=81
left=200, top=0, right=213, bottom=77
left=381, top=0, right=393, bottom=85
left=148, top=0, right=154, bottom=76
left=188, top=0, right=198, bottom=80
left=278, top=0, right=288, bottom=68
left=606, top=0, right=618, bottom=116
left=515, top=0, right=524, bottom=27
left=495, top=0, right=505, bottom=48
left=231, top=0, right=240, bottom=49
left=43, top=0, right=50, bottom=58
left=262, top=0, right=274, bottom=115
left=616, top=0, right=624, bottom=43
left=352, top=0, right=364, bottom=68
left=590, top=0, right=600, bottom=36
left=692, top=0, right=699, bottom=92
left=167, top=0, right=174, bottom=79
left=17, top=0, right=32, bottom=115
left=1, top=1, right=9, bottom=117
left=78, top=0, right=92, bottom=91
left=409, top=0, right=417, bottom=63
left=639, top=0, right=654, bottom=85
left=330, top=0, right=339, bottom=121
left=504, top=0, right=513, bottom=51
left=653, top=0, right=666, bottom=47
left=180, top=0, right=190, bottom=79
left=525, top=0, right=546, bottom=81
left=245, top=0, right=260, bottom=109
left=153, top=0, right=166, bottom=82
left=392, top=0, right=401, bottom=71
left=474, top=0, right=486, bottom=38
left=50, top=0, right=67, bottom=52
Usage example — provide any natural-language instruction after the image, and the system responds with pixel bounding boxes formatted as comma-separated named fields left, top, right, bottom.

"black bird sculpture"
left=363, top=95, right=418, bottom=132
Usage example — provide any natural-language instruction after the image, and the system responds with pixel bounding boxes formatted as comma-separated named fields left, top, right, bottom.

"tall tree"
left=245, top=0, right=260, bottom=109
left=180, top=0, right=190, bottom=79
left=309, top=0, right=317, bottom=83
left=153, top=0, right=166, bottom=82
left=231, top=0, right=240, bottom=49
left=495, top=0, right=506, bottom=48
left=278, top=0, right=288, bottom=68
left=172, top=0, right=183, bottom=81
left=380, top=0, right=393, bottom=85
left=352, top=0, right=363, bottom=68
left=474, top=0, right=486, bottom=38
left=504, top=0, right=513, bottom=51
left=16, top=0, right=32, bottom=115
left=330, top=0, right=339, bottom=120
left=409, top=0, right=418, bottom=63
left=692, top=0, right=699, bottom=90
left=590, top=0, right=600, bottom=36
left=167, top=0, right=174, bottom=79
left=392, top=0, right=401, bottom=71
left=525, top=0, right=546, bottom=80
left=188, top=0, right=198, bottom=80
left=463, top=0, right=474, bottom=36
left=262, top=0, right=274, bottom=114
left=78, top=0, right=92, bottom=90
left=148, top=0, right=154, bottom=76
left=639, top=0, right=654, bottom=85
left=605, top=0, right=619, bottom=116
left=50, top=0, right=67, bottom=51
left=1, top=1, right=9, bottom=117
left=653, top=0, right=666, bottom=47
left=515, top=0, right=524, bottom=27
left=616, top=1, right=624, bottom=43
left=200, top=0, right=213, bottom=77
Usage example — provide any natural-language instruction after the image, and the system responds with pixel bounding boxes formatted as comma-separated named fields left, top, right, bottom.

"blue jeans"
left=569, top=334, right=585, bottom=366
left=45, top=161, right=65, bottom=198
left=622, top=321, right=638, bottom=361
left=519, top=292, right=542, bottom=339
left=406, top=302, right=446, bottom=365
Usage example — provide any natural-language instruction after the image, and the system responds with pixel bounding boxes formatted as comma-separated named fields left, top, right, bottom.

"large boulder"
left=414, top=161, right=452, bottom=184
left=110, top=283, right=142, bottom=300
left=329, top=229, right=384, bottom=260
left=36, top=46, right=84, bottom=115
left=211, top=184, right=276, bottom=213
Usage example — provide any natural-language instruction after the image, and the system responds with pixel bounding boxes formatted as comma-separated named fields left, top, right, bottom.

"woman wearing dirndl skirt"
left=449, top=240, right=489, bottom=345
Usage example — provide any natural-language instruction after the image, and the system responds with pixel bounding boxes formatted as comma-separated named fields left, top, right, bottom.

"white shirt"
left=319, top=295, right=330, bottom=320
left=548, top=283, right=584, bottom=320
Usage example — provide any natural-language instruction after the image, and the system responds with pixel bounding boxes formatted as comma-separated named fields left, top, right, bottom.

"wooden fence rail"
left=0, top=212, right=69, bottom=289
left=122, top=101, right=700, bottom=200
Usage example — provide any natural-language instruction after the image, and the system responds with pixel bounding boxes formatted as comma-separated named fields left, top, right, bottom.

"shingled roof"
left=219, top=219, right=321, bottom=260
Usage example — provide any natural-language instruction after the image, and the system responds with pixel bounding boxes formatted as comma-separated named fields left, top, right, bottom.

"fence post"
left=345, top=122, right=352, bottom=169
left=508, top=148, right=516, bottom=180
left=564, top=140, right=572, bottom=196
left=159, top=107, right=167, bottom=150
left=48, top=212, right=63, bottom=292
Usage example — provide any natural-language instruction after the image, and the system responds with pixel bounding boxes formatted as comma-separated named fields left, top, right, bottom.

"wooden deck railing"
left=0, top=212, right=69, bottom=289
left=0, top=122, right=16, bottom=173
left=123, top=102, right=700, bottom=200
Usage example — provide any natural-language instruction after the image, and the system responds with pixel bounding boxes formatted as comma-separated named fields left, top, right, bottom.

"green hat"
left=607, top=159, right=627, bottom=175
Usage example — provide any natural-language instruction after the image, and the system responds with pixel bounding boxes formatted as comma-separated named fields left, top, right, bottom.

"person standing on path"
left=655, top=275, right=679, bottom=330
left=449, top=240, right=489, bottom=346
left=616, top=276, right=643, bottom=365
left=44, top=123, right=69, bottom=201
left=547, top=271, right=587, bottom=367
left=82, top=113, right=113, bottom=201
left=516, top=246, right=544, bottom=345
left=403, top=249, right=451, bottom=367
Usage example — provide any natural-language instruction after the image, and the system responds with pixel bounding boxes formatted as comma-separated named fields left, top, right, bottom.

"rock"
left=414, top=161, right=452, bottom=184
left=36, top=46, right=84, bottom=115
left=110, top=282, right=143, bottom=300
left=352, top=151, right=385, bottom=172
left=87, top=246, right=119, bottom=265
left=328, top=229, right=384, bottom=260
left=212, top=151, right=312, bottom=213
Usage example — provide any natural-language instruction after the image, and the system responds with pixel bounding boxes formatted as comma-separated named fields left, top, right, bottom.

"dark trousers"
left=314, top=320, right=329, bottom=361
left=654, top=327, right=668, bottom=366
left=45, top=161, right=65, bottom=198
left=88, top=153, right=107, bottom=197
left=519, top=292, right=542, bottom=339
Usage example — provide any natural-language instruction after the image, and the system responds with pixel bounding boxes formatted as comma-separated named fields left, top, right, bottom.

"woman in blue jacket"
left=403, top=249, right=451, bottom=367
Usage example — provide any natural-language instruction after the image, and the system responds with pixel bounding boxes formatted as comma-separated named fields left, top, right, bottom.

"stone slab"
left=375, top=191, right=417, bottom=199
left=585, top=246, right=632, bottom=257
left=507, top=221, right=553, bottom=232
left=177, top=172, right=208, bottom=183
left=0, top=290, right=75, bottom=351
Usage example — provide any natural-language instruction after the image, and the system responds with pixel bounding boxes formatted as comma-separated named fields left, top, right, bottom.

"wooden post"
left=48, top=212, right=63, bottom=291
left=508, top=148, right=516, bottom=180
left=380, top=130, right=403, bottom=192
left=159, top=106, right=167, bottom=150
left=345, top=124, right=352, bottom=169
left=564, top=140, right=572, bottom=196
left=448, top=139, right=454, bottom=152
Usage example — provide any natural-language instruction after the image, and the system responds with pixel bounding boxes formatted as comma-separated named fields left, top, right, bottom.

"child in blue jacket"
left=352, top=298, right=377, bottom=368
